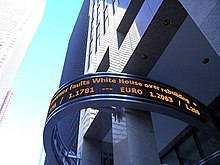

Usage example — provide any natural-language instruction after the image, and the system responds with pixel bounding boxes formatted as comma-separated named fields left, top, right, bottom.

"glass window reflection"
left=196, top=131, right=220, bottom=164
left=177, top=135, right=201, bottom=165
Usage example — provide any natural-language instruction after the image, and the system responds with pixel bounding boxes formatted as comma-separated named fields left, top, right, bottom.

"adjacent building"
left=44, top=0, right=220, bottom=165
left=0, top=90, right=13, bottom=127
left=0, top=0, right=47, bottom=124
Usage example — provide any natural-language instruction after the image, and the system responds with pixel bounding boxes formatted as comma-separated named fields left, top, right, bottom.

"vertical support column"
left=113, top=110, right=161, bottom=165
left=80, top=138, right=101, bottom=165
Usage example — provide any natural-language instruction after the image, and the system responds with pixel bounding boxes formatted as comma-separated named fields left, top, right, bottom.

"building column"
left=112, top=110, right=161, bottom=165
left=80, top=138, right=101, bottom=165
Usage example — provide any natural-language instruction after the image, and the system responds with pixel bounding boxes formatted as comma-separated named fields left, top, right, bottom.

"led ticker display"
left=48, top=73, right=206, bottom=121
left=44, top=73, right=220, bottom=165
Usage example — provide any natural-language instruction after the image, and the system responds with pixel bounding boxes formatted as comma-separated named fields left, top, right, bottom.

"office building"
left=0, top=0, right=46, bottom=121
left=0, top=90, right=13, bottom=127
left=43, top=0, right=220, bottom=164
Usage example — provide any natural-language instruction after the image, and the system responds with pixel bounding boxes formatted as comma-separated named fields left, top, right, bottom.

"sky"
left=0, top=0, right=83, bottom=164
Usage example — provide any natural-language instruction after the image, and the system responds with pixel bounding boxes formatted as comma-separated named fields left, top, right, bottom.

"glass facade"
left=196, top=131, right=220, bottom=164
left=161, top=129, right=220, bottom=165
left=178, top=135, right=202, bottom=164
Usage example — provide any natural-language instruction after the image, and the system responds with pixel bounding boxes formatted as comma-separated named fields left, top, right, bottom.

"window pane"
left=196, top=131, right=220, bottom=157
left=177, top=135, right=201, bottom=164
left=95, top=23, right=100, bottom=53
left=90, top=27, right=94, bottom=39
left=112, top=0, right=117, bottom=14
left=89, top=40, right=93, bottom=54
left=96, top=23, right=100, bottom=36
left=161, top=149, right=180, bottom=165
left=196, top=131, right=220, bottom=164
left=104, top=7, right=108, bottom=19
left=103, top=6, right=109, bottom=34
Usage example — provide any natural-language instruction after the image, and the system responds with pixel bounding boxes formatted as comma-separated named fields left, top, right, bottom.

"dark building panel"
left=123, top=0, right=187, bottom=76
left=59, top=0, right=90, bottom=86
